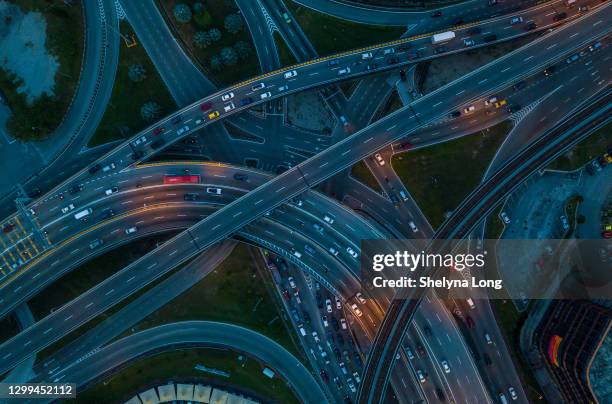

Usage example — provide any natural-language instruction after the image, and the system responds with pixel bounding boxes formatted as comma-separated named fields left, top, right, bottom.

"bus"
left=74, top=208, right=93, bottom=220
left=163, top=174, right=201, bottom=184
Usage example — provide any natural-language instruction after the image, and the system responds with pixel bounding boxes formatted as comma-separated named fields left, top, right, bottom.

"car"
left=199, top=102, right=212, bottom=111
left=312, top=331, right=320, bottom=343
left=553, top=12, right=567, bottom=21
left=223, top=103, right=235, bottom=113
left=450, top=110, right=461, bottom=118
left=602, top=231, right=612, bottom=239
left=69, top=184, right=83, bottom=195
left=289, top=309, right=300, bottom=322
left=353, top=371, right=361, bottom=384
left=313, top=223, right=324, bottom=234
left=340, top=318, right=348, bottom=329
left=221, top=92, right=234, bottom=101
left=281, top=289, right=290, bottom=301
left=463, top=38, right=475, bottom=47
left=208, top=111, right=220, bottom=120
left=104, top=187, right=118, bottom=195
left=466, top=315, right=476, bottom=328
left=89, top=239, right=103, bottom=250
left=543, top=66, right=556, bottom=76
left=278, top=85, right=289, bottom=92
left=325, top=299, right=333, bottom=313
left=319, top=369, right=328, bottom=383
left=335, top=296, right=342, bottom=309
left=232, top=173, right=248, bottom=182
left=382, top=48, right=395, bottom=55
left=328, top=59, right=339, bottom=66
left=484, top=332, right=493, bottom=344
left=171, top=115, right=183, bottom=125
left=416, top=343, right=426, bottom=357
left=434, top=46, right=447, bottom=54
left=578, top=5, right=589, bottom=12
left=484, top=96, right=498, bottom=106
left=592, top=159, right=602, bottom=172
left=101, top=208, right=114, bottom=219
left=152, top=126, right=165, bottom=135
left=356, top=292, right=366, bottom=304
left=282, top=11, right=291, bottom=23
left=500, top=212, right=511, bottom=224
left=304, top=244, right=316, bottom=255
left=416, top=369, right=426, bottom=383
left=350, top=303, right=362, bottom=317
left=125, top=226, right=137, bottom=235
left=483, top=34, right=497, bottom=42
left=338, top=67, right=351, bottom=75
left=509, top=16, right=523, bottom=25
left=405, top=346, right=414, bottom=359
left=560, top=215, right=570, bottom=231
left=88, top=164, right=102, bottom=175
left=430, top=10, right=442, bottom=17
left=423, top=325, right=433, bottom=336
left=183, top=193, right=198, bottom=201
left=329, top=246, right=339, bottom=256
left=322, top=315, right=329, bottom=327
left=240, top=97, right=253, bottom=106
left=150, top=139, right=165, bottom=150
left=366, top=62, right=378, bottom=71
left=409, top=221, right=418, bottom=233
left=303, top=311, right=311, bottom=324
left=441, top=360, right=451, bottom=373
left=251, top=82, right=265, bottom=91
left=463, top=105, right=475, bottom=114
left=206, top=187, right=222, bottom=195
left=260, top=91, right=272, bottom=100
left=346, top=246, right=358, bottom=258
left=589, top=41, right=601, bottom=52
left=283, top=70, right=297, bottom=79
left=495, top=99, right=507, bottom=108
left=288, top=277, right=296, bottom=289
left=374, top=153, right=385, bottom=166
left=361, top=52, right=373, bottom=59
left=525, top=21, right=537, bottom=31
left=323, top=214, right=334, bottom=224
left=347, top=378, right=357, bottom=393
left=61, top=204, right=75, bottom=214
left=508, top=387, right=518, bottom=400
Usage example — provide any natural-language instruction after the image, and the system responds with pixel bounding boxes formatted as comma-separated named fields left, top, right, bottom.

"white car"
left=463, top=105, right=475, bottom=114
left=125, top=226, right=137, bottom=235
left=353, top=371, right=361, bottom=384
left=283, top=70, right=297, bottom=79
left=361, top=52, right=373, bottom=59
left=509, top=16, right=523, bottom=25
left=278, top=85, right=289, bottom=92
left=323, top=214, right=334, bottom=224
left=325, top=298, right=333, bottom=313
left=61, top=204, right=75, bottom=214
left=195, top=119, right=203, bottom=125
left=329, top=246, right=339, bottom=256
left=375, top=153, right=385, bottom=166
left=206, top=187, right=222, bottom=195
left=405, top=346, right=414, bottom=360
left=312, top=331, right=320, bottom=343
left=347, top=378, right=357, bottom=393
left=484, top=332, right=493, bottom=344
left=346, top=246, right=358, bottom=258
left=484, top=96, right=498, bottom=106
left=335, top=296, right=342, bottom=309
left=221, top=92, right=234, bottom=101
left=104, top=187, right=118, bottom=195
left=176, top=125, right=190, bottom=136
left=260, top=91, right=272, bottom=100
left=508, top=387, right=518, bottom=400
left=441, top=360, right=451, bottom=373
left=340, top=318, right=348, bottom=329
left=356, top=292, right=367, bottom=304
left=560, top=215, right=569, bottom=230
left=409, top=221, right=418, bottom=232
left=322, top=315, right=329, bottom=327
left=416, top=369, right=426, bottom=383
left=500, top=212, right=511, bottom=224
left=223, top=102, right=235, bottom=112
left=288, top=276, right=296, bottom=289
left=133, top=135, right=147, bottom=146
left=351, top=303, right=362, bottom=317
left=251, top=82, right=265, bottom=91
left=338, top=67, right=351, bottom=75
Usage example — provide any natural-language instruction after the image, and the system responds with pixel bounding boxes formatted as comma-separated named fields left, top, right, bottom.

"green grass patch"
left=351, top=161, right=382, bottom=192
left=285, top=1, right=405, bottom=57
left=274, top=32, right=298, bottom=67
left=78, top=348, right=299, bottom=403
left=132, top=244, right=302, bottom=358
left=89, top=22, right=176, bottom=146
left=1, top=1, right=83, bottom=140
left=156, top=0, right=260, bottom=86
left=392, top=121, right=512, bottom=228
left=546, top=121, right=611, bottom=171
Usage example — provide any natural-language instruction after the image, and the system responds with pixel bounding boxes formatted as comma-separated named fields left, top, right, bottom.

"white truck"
left=432, top=31, right=455, bottom=44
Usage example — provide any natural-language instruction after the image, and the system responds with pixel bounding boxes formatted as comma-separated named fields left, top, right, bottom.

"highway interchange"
left=0, top=0, right=610, bottom=403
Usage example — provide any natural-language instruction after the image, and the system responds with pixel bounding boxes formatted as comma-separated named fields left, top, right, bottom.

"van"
left=466, top=297, right=476, bottom=309
left=74, top=208, right=93, bottom=220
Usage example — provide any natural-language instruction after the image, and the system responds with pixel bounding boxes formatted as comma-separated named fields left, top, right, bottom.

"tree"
left=193, top=10, right=212, bottom=28
left=173, top=3, right=192, bottom=24
left=128, top=64, right=146, bottom=82
left=193, top=31, right=211, bottom=48
left=234, top=40, right=251, bottom=59
left=208, top=28, right=221, bottom=42
left=193, top=2, right=205, bottom=13
left=210, top=55, right=223, bottom=71
left=140, top=102, right=162, bottom=122
left=224, top=13, right=243, bottom=33
left=220, top=47, right=238, bottom=66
